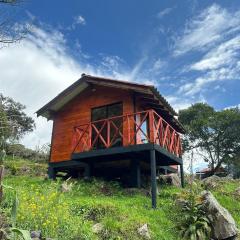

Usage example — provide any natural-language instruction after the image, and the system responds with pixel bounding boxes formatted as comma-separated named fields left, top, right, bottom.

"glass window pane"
left=92, top=106, right=107, bottom=121
left=107, top=103, right=122, bottom=117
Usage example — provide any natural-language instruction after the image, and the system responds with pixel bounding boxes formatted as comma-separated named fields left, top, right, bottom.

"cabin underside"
left=48, top=143, right=184, bottom=198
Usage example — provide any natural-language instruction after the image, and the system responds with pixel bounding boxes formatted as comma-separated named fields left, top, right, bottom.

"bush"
left=6, top=143, right=49, bottom=162
left=175, top=183, right=211, bottom=240
left=2, top=179, right=95, bottom=240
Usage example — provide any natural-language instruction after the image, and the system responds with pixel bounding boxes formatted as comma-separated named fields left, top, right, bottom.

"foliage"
left=210, top=180, right=240, bottom=225
left=1, top=158, right=240, bottom=239
left=0, top=94, right=35, bottom=141
left=179, top=103, right=240, bottom=174
left=1, top=184, right=32, bottom=240
left=6, top=143, right=50, bottom=162
left=0, top=105, right=10, bottom=141
left=0, top=0, right=29, bottom=45
left=176, top=183, right=211, bottom=240
left=1, top=175, right=180, bottom=240
left=3, top=156, right=47, bottom=176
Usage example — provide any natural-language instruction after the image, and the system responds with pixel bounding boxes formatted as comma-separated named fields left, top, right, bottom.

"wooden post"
left=130, top=159, right=141, bottom=188
left=0, top=165, right=4, bottom=201
left=149, top=110, right=155, bottom=143
left=180, top=164, right=184, bottom=188
left=150, top=149, right=157, bottom=209
left=84, top=163, right=91, bottom=179
left=48, top=166, right=56, bottom=180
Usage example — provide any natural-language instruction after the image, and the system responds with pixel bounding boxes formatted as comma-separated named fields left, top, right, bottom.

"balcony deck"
left=72, top=109, right=182, bottom=159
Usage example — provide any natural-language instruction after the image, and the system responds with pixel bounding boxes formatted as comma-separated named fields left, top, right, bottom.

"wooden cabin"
left=37, top=74, right=185, bottom=208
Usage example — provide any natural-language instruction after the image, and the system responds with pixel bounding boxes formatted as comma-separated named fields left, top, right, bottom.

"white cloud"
left=174, top=4, right=240, bottom=56
left=179, top=66, right=239, bottom=96
left=225, top=103, right=240, bottom=109
left=75, top=15, right=86, bottom=25
left=175, top=4, right=240, bottom=96
left=0, top=24, right=153, bottom=148
left=190, top=36, right=240, bottom=71
left=0, top=25, right=114, bottom=148
left=66, top=15, right=86, bottom=31
left=166, top=96, right=191, bottom=111
left=157, top=8, right=173, bottom=19
left=152, top=58, right=165, bottom=71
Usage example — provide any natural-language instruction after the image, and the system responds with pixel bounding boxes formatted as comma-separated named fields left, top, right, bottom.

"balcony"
left=72, top=109, right=182, bottom=158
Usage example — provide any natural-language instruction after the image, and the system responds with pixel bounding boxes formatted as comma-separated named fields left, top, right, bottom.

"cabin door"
left=91, top=102, right=123, bottom=149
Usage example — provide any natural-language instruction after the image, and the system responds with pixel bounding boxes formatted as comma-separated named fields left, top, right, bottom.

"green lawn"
left=1, top=158, right=240, bottom=240
left=211, top=181, right=240, bottom=227
left=2, top=176, right=181, bottom=240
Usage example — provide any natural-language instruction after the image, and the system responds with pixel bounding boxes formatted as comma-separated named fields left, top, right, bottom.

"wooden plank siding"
left=50, top=85, right=134, bottom=162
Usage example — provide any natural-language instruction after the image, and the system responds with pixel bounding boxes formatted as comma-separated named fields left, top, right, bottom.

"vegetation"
left=5, top=143, right=50, bottom=162
left=175, top=183, right=211, bottom=240
left=0, top=0, right=29, bottom=45
left=179, top=103, right=240, bottom=175
left=0, top=94, right=35, bottom=141
left=0, top=158, right=240, bottom=240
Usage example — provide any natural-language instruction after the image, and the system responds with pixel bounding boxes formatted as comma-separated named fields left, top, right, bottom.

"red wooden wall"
left=50, top=85, right=134, bottom=162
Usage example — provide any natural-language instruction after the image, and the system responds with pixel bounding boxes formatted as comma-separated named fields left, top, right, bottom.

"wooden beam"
left=140, top=97, right=159, bottom=104
left=130, top=159, right=141, bottom=188
left=48, top=166, right=56, bottom=180
left=150, top=149, right=157, bottom=209
left=180, top=164, right=184, bottom=188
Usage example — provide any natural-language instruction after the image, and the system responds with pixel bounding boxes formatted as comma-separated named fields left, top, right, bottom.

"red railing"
left=72, top=109, right=182, bottom=157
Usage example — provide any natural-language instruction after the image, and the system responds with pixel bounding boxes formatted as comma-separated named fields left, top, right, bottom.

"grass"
left=211, top=181, right=240, bottom=226
left=2, top=176, right=181, bottom=240
left=3, top=156, right=47, bottom=176
left=1, top=158, right=240, bottom=239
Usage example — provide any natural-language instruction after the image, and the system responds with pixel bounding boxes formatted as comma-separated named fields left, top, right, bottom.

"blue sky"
left=0, top=0, right=240, bottom=163
left=20, top=0, right=240, bottom=110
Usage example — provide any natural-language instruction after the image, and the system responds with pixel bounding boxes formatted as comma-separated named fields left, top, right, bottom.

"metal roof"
left=36, top=74, right=184, bottom=133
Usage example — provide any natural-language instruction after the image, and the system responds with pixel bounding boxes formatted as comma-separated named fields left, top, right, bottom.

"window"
left=91, top=102, right=123, bottom=149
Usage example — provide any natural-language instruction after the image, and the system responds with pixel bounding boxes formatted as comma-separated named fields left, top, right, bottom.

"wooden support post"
left=149, top=110, right=155, bottom=143
left=130, top=159, right=141, bottom=188
left=150, top=149, right=157, bottom=209
left=84, top=164, right=91, bottom=179
left=180, top=164, right=184, bottom=188
left=0, top=165, right=4, bottom=201
left=48, top=166, right=56, bottom=180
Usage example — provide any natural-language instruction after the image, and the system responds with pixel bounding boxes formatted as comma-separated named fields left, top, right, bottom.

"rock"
left=202, top=175, right=221, bottom=189
left=21, top=166, right=31, bottom=173
left=201, top=191, right=238, bottom=239
left=158, top=173, right=181, bottom=187
left=92, top=223, right=103, bottom=234
left=99, top=184, right=113, bottom=196
left=31, top=230, right=42, bottom=239
left=235, top=187, right=240, bottom=197
left=61, top=181, right=73, bottom=192
left=175, top=198, right=188, bottom=208
left=137, top=224, right=151, bottom=239
left=124, top=188, right=150, bottom=197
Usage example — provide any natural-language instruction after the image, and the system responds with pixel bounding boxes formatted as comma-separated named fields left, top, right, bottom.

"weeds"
left=175, top=183, right=211, bottom=240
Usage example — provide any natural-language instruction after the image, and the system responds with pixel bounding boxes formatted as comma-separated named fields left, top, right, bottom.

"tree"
left=0, top=0, right=28, bottom=45
left=0, top=94, right=35, bottom=141
left=179, top=103, right=240, bottom=175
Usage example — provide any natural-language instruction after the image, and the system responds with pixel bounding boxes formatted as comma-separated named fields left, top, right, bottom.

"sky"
left=0, top=0, right=240, bottom=170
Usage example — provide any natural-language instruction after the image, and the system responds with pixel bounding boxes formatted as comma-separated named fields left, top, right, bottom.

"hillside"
left=1, top=158, right=240, bottom=240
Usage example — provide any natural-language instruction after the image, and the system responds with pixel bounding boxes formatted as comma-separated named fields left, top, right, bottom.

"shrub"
left=176, top=183, right=211, bottom=240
